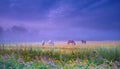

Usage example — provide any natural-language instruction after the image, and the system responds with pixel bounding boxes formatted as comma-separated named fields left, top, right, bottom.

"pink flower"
left=17, top=58, right=24, bottom=64
left=1, top=55, right=9, bottom=62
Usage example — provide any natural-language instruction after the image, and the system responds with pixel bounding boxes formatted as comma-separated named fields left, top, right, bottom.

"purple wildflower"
left=17, top=58, right=24, bottom=64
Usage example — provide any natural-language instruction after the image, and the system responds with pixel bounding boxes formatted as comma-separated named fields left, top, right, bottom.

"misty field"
left=0, top=41, right=120, bottom=69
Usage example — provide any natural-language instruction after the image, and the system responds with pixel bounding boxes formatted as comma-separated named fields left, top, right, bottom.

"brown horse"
left=67, top=40, right=76, bottom=45
left=81, top=40, right=86, bottom=44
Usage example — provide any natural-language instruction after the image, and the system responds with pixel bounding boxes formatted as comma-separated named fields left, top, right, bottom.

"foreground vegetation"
left=0, top=44, right=120, bottom=69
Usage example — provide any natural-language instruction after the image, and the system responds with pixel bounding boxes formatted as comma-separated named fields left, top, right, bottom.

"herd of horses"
left=41, top=40, right=86, bottom=46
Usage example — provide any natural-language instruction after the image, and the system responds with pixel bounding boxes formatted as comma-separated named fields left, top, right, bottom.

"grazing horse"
left=41, top=40, right=45, bottom=46
left=81, top=40, right=86, bottom=44
left=67, top=40, right=76, bottom=45
left=48, top=40, right=54, bottom=46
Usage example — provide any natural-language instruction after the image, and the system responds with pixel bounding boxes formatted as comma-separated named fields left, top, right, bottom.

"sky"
left=0, top=0, right=120, bottom=42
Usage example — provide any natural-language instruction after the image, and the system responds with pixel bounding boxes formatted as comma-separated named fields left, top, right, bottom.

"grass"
left=0, top=41, right=120, bottom=69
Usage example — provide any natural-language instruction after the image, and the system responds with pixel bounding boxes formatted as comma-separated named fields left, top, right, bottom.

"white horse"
left=41, top=40, right=45, bottom=46
left=48, top=40, right=54, bottom=46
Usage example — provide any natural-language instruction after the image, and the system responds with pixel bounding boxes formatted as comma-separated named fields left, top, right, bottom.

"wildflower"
left=48, top=58, right=54, bottom=65
left=19, top=49, right=23, bottom=53
left=75, top=57, right=80, bottom=64
left=79, top=61, right=82, bottom=64
left=112, top=63, right=118, bottom=69
left=69, top=60, right=72, bottom=64
left=71, top=63, right=76, bottom=66
left=26, top=61, right=33, bottom=65
left=114, top=61, right=120, bottom=66
left=83, top=60, right=87, bottom=65
left=84, top=55, right=87, bottom=60
left=25, top=61, right=33, bottom=69
left=1, top=55, right=9, bottom=62
left=97, top=64, right=105, bottom=69
left=41, top=57, right=47, bottom=64
left=55, top=60, right=60, bottom=63
left=83, top=55, right=88, bottom=65
left=43, top=55, right=48, bottom=60
left=17, top=58, right=24, bottom=64
left=35, top=56, right=39, bottom=60
left=104, top=59, right=109, bottom=64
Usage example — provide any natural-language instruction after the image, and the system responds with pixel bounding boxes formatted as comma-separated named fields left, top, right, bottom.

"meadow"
left=0, top=41, right=120, bottom=69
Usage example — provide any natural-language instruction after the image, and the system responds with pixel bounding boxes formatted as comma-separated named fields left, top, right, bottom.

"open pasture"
left=0, top=41, right=120, bottom=69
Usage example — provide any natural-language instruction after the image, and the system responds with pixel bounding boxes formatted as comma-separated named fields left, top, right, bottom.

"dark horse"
left=67, top=40, right=76, bottom=45
left=81, top=40, right=86, bottom=44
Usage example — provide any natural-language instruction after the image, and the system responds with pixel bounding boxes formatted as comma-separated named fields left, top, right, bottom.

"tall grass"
left=0, top=44, right=120, bottom=69
left=97, top=46, right=120, bottom=61
left=0, top=45, right=120, bottom=62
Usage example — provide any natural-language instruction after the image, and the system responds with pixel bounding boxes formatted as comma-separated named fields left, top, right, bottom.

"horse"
left=41, top=40, right=45, bottom=46
left=67, top=40, right=76, bottom=45
left=81, top=40, right=86, bottom=44
left=48, top=40, right=54, bottom=46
